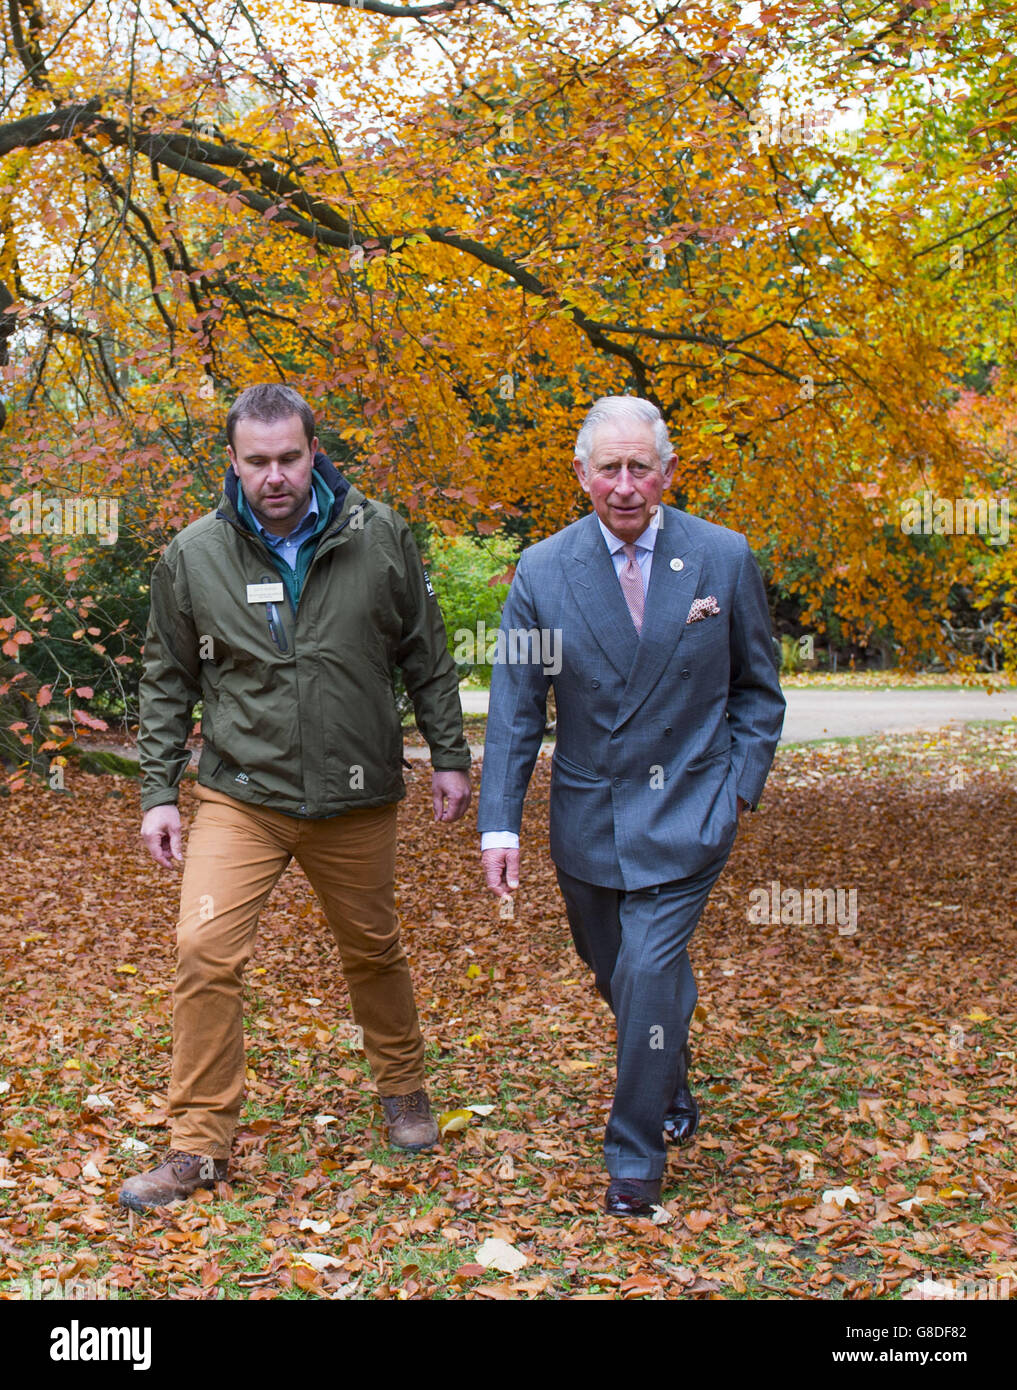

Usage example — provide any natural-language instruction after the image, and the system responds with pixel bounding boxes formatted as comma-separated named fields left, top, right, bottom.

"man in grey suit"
left=478, top=396, right=785, bottom=1216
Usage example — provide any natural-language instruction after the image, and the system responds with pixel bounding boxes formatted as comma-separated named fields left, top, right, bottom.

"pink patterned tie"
left=620, top=542, right=644, bottom=635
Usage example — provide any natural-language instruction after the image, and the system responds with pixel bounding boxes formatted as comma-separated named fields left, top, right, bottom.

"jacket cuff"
left=430, top=754, right=472, bottom=771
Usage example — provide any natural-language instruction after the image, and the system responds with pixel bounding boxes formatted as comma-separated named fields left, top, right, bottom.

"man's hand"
left=432, top=769, right=471, bottom=823
left=482, top=846, right=519, bottom=898
left=737, top=796, right=750, bottom=819
left=141, top=805, right=183, bottom=868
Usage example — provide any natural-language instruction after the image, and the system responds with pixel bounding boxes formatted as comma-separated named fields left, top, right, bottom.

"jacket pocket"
left=553, top=750, right=601, bottom=782
left=199, top=677, right=220, bottom=756
left=687, top=742, right=730, bottom=773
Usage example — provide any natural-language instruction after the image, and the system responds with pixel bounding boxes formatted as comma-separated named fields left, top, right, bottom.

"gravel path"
left=457, top=686, right=1017, bottom=744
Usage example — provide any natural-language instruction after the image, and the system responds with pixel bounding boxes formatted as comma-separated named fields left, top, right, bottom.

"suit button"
left=664, top=726, right=672, bottom=735
left=592, top=679, right=600, bottom=689
left=681, top=669, right=690, bottom=679
left=610, top=731, right=619, bottom=741
left=613, top=778, right=622, bottom=787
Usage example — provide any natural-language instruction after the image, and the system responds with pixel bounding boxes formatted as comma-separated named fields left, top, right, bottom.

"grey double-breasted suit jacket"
left=477, top=504, right=786, bottom=890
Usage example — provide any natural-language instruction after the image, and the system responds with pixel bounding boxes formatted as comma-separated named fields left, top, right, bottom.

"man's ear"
left=660, top=453, right=677, bottom=489
left=309, top=436, right=320, bottom=461
left=572, top=457, right=590, bottom=494
left=227, top=445, right=239, bottom=477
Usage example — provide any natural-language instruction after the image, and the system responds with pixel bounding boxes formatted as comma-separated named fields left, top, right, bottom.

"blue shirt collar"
left=241, top=478, right=319, bottom=547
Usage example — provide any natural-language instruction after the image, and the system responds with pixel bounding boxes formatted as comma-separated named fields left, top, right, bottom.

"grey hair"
left=226, top=383, right=316, bottom=450
left=574, top=396, right=672, bottom=472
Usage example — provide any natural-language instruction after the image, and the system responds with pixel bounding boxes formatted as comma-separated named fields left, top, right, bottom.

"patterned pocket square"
left=686, top=595, right=721, bottom=624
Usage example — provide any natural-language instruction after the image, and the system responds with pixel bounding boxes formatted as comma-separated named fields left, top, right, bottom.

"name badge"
left=247, top=582, right=285, bottom=603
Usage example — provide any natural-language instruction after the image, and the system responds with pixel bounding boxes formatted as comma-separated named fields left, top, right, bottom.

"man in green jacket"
left=120, top=383, right=472, bottom=1212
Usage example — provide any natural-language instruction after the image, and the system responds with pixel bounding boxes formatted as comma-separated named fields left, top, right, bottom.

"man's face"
left=573, top=420, right=676, bottom=544
left=227, top=414, right=318, bottom=537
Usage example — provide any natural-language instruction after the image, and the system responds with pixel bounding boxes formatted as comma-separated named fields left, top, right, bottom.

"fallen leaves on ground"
left=0, top=724, right=1015, bottom=1300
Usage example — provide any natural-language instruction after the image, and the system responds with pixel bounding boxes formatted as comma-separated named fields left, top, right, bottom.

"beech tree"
left=0, top=0, right=1014, bottom=785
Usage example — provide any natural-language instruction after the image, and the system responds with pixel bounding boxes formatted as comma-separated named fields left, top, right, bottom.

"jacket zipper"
left=218, top=502, right=363, bottom=622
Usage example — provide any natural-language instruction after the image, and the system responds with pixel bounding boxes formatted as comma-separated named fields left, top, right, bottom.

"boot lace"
left=164, top=1149, right=207, bottom=1176
left=388, top=1091, right=426, bottom=1119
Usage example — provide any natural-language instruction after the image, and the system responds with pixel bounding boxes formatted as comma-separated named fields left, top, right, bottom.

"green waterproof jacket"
left=138, top=453, right=470, bottom=816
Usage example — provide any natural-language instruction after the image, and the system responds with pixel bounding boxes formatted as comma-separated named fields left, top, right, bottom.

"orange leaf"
left=684, top=1209, right=714, bottom=1233
left=72, top=708, right=109, bottom=731
left=292, top=1264, right=324, bottom=1293
left=933, top=1131, right=969, bottom=1150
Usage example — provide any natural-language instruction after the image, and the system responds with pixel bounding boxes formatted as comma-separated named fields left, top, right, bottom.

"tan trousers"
left=167, top=784, right=424, bottom=1157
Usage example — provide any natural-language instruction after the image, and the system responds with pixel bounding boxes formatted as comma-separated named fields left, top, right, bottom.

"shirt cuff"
left=481, top=831, right=519, bottom=851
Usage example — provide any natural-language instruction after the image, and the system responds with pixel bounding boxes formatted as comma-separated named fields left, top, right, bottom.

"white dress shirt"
left=481, top=515, right=657, bottom=852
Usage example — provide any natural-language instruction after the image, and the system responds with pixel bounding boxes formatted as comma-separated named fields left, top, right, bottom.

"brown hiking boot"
left=118, top=1149, right=228, bottom=1212
left=380, top=1089, right=439, bottom=1152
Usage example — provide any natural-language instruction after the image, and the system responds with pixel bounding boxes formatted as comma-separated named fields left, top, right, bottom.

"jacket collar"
left=563, top=505, right=705, bottom=727
left=219, top=451, right=352, bottom=531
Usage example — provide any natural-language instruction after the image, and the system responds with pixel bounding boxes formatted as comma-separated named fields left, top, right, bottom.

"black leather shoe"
left=604, top=1177, right=661, bottom=1217
left=663, top=1042, right=699, bottom=1147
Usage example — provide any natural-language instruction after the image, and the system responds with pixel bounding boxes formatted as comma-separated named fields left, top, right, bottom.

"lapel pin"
left=670, top=557, right=684, bottom=571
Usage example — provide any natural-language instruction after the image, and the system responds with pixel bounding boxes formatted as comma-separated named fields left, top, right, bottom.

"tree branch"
left=301, top=0, right=511, bottom=18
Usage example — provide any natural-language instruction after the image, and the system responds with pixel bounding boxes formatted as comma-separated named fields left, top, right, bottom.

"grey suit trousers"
left=556, top=848, right=732, bottom=1180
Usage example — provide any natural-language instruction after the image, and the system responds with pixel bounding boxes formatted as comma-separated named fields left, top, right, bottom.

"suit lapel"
left=563, top=514, right=639, bottom=681
left=615, top=505, right=704, bottom=729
